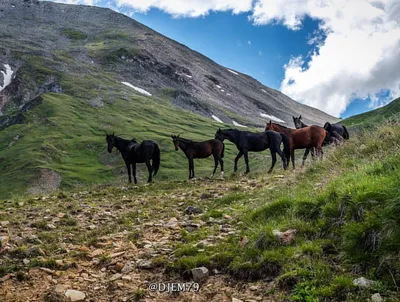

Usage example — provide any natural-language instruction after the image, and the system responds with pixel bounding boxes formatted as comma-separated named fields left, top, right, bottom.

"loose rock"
left=353, top=277, right=377, bottom=288
left=191, top=267, right=209, bottom=283
left=371, top=293, right=383, bottom=302
left=65, top=289, right=86, bottom=301
left=272, top=229, right=297, bottom=244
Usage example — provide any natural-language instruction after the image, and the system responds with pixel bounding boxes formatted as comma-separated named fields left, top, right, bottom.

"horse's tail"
left=280, top=133, right=291, bottom=161
left=342, top=125, right=350, bottom=140
left=152, top=143, right=160, bottom=177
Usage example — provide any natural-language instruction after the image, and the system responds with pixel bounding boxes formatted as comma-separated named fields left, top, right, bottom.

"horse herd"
left=106, top=115, right=349, bottom=183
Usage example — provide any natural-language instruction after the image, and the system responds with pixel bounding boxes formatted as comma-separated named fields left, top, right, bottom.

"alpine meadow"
left=0, top=1, right=399, bottom=301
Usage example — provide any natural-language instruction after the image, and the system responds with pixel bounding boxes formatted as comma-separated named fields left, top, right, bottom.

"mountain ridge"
left=0, top=0, right=338, bottom=128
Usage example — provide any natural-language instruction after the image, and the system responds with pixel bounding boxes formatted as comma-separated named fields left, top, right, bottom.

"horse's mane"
left=271, top=122, right=289, bottom=129
left=178, top=137, right=193, bottom=143
left=222, top=128, right=240, bottom=133
left=113, top=135, right=139, bottom=144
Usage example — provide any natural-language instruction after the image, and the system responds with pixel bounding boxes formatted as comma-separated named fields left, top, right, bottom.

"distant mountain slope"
left=0, top=0, right=337, bottom=128
left=343, top=97, right=400, bottom=127
left=0, top=0, right=339, bottom=198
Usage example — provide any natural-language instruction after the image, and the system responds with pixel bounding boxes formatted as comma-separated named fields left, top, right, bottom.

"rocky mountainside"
left=0, top=0, right=340, bottom=198
left=0, top=0, right=337, bottom=129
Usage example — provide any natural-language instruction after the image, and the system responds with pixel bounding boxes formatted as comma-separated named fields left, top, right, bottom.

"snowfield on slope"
left=211, top=114, right=223, bottom=123
left=121, top=82, right=152, bottom=96
left=260, top=112, right=286, bottom=123
left=227, top=69, right=238, bottom=75
left=232, top=120, right=247, bottom=127
left=0, top=64, right=13, bottom=92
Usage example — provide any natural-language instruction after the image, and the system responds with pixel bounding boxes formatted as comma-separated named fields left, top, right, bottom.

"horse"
left=265, top=121, right=326, bottom=169
left=171, top=135, right=224, bottom=179
left=293, top=115, right=345, bottom=145
left=214, top=128, right=289, bottom=174
left=324, top=121, right=349, bottom=140
left=106, top=133, right=160, bottom=184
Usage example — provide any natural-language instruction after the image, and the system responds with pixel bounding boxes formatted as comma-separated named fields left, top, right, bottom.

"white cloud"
left=48, top=0, right=400, bottom=116
left=252, top=0, right=400, bottom=116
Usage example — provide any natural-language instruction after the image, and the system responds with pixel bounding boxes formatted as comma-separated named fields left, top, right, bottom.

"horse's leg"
left=191, top=158, right=195, bottom=179
left=316, top=144, right=324, bottom=160
left=311, top=148, right=316, bottom=160
left=219, top=156, right=224, bottom=177
left=211, top=155, right=218, bottom=178
left=268, top=150, right=277, bottom=173
left=291, top=149, right=295, bottom=170
left=234, top=151, right=243, bottom=172
left=244, top=151, right=250, bottom=174
left=276, top=148, right=287, bottom=170
left=145, top=160, right=152, bottom=183
left=125, top=161, right=132, bottom=183
left=302, top=149, right=310, bottom=166
left=132, top=163, right=137, bottom=184
left=187, top=159, right=192, bottom=179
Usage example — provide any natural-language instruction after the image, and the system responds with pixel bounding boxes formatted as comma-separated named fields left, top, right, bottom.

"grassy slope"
left=0, top=31, right=274, bottom=199
left=343, top=97, right=400, bottom=127
left=170, top=122, right=400, bottom=301
left=2, top=122, right=399, bottom=301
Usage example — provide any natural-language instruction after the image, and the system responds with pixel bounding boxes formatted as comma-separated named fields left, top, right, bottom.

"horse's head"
left=215, top=128, right=224, bottom=141
left=106, top=133, right=115, bottom=153
left=265, top=120, right=274, bottom=131
left=171, top=134, right=180, bottom=151
left=293, top=115, right=302, bottom=129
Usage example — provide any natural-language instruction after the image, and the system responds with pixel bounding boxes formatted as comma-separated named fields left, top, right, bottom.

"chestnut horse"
left=171, top=135, right=224, bottom=179
left=265, top=121, right=326, bottom=169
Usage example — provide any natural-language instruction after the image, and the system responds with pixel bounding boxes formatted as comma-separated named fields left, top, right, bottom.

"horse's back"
left=291, top=125, right=325, bottom=148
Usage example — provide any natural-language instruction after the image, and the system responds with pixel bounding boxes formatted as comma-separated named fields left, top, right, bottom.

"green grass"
left=0, top=74, right=275, bottom=198
left=170, top=122, right=400, bottom=301
left=343, top=97, right=400, bottom=127
left=0, top=27, right=273, bottom=199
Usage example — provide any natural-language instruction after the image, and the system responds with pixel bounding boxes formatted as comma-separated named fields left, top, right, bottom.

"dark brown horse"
left=265, top=121, right=326, bottom=169
left=171, top=135, right=224, bottom=179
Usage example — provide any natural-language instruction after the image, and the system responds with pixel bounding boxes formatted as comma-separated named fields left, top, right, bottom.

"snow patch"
left=227, top=93, right=231, bottom=96
left=121, top=82, right=152, bottom=96
left=260, top=112, right=286, bottom=123
left=184, top=74, right=192, bottom=78
left=0, top=64, right=13, bottom=92
left=232, top=120, right=248, bottom=128
left=211, top=114, right=223, bottom=123
left=216, top=85, right=222, bottom=89
left=227, top=69, right=238, bottom=75
left=261, top=89, right=267, bottom=93
left=221, top=89, right=225, bottom=92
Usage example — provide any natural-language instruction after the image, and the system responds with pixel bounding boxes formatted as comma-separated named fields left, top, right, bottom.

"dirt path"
left=0, top=177, right=287, bottom=301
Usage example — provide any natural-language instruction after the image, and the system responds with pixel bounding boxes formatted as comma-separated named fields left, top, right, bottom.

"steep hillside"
left=343, top=97, right=400, bottom=127
left=0, top=0, right=338, bottom=198
left=0, top=0, right=337, bottom=129
left=1, top=122, right=399, bottom=302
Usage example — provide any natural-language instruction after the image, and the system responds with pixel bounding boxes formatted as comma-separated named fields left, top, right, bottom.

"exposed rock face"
left=0, top=0, right=338, bottom=130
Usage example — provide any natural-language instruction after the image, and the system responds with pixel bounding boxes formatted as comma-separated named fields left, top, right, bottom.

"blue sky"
left=53, top=0, right=400, bottom=118
left=133, top=10, right=318, bottom=90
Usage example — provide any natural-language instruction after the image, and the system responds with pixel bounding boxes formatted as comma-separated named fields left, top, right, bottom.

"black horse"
left=324, top=121, right=349, bottom=140
left=106, top=133, right=160, bottom=184
left=171, top=135, right=224, bottom=179
left=215, top=128, right=289, bottom=173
